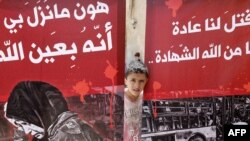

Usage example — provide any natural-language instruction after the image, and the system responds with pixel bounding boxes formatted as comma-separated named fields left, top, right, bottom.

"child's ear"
left=124, top=78, right=127, bottom=86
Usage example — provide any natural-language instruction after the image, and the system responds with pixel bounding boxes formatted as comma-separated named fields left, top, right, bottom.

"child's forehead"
left=127, top=72, right=147, bottom=78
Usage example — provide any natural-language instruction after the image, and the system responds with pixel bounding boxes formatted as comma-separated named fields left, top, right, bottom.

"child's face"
left=125, top=72, right=148, bottom=99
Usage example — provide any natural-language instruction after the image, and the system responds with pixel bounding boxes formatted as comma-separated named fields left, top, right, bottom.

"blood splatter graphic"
left=73, top=80, right=91, bottom=102
left=153, top=81, right=162, bottom=91
left=104, top=60, right=118, bottom=80
left=243, top=82, right=250, bottom=92
left=165, top=0, right=183, bottom=17
left=153, top=81, right=162, bottom=118
left=104, top=60, right=118, bottom=128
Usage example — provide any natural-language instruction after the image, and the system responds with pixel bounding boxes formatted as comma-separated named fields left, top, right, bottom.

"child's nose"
left=135, top=82, right=140, bottom=88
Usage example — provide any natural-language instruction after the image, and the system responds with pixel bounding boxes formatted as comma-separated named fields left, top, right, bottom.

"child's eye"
left=139, top=80, right=145, bottom=83
left=131, top=79, right=136, bottom=82
left=131, top=80, right=135, bottom=82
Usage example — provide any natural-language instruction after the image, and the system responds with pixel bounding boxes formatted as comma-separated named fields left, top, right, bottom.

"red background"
left=0, top=0, right=125, bottom=102
left=145, top=0, right=250, bottom=99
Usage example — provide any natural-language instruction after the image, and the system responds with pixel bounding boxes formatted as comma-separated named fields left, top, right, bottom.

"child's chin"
left=131, top=92, right=140, bottom=97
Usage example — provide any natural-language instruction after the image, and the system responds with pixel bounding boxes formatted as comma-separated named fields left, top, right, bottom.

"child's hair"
left=125, top=52, right=149, bottom=78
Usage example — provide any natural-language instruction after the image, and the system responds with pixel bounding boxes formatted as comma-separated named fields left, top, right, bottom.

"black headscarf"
left=5, top=81, right=69, bottom=140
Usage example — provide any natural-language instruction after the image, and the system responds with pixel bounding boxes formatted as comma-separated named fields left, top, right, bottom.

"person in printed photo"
left=4, top=81, right=102, bottom=141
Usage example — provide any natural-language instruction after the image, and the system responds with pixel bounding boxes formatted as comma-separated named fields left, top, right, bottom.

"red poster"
left=0, top=0, right=125, bottom=140
left=142, top=1, right=250, bottom=141
left=145, top=0, right=250, bottom=99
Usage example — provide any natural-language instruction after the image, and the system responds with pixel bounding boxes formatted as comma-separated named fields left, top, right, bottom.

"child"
left=124, top=53, right=149, bottom=141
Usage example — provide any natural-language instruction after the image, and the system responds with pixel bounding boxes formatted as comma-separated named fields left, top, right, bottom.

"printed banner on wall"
left=0, top=0, right=125, bottom=140
left=142, top=1, right=250, bottom=141
left=145, top=0, right=250, bottom=100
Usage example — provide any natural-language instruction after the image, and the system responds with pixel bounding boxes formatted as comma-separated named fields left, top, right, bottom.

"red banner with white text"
left=0, top=0, right=125, bottom=140
left=145, top=0, right=250, bottom=100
